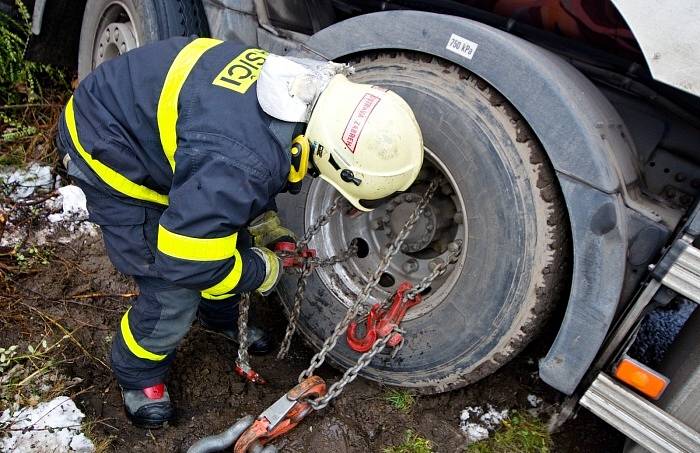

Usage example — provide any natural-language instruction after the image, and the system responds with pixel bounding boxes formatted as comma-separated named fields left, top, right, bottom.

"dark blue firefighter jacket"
left=57, top=37, right=292, bottom=299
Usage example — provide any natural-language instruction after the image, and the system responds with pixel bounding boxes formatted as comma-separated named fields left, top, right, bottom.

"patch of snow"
left=459, top=405, right=509, bottom=443
left=0, top=164, right=54, bottom=200
left=1, top=184, right=97, bottom=247
left=527, top=394, right=543, bottom=408
left=0, top=396, right=95, bottom=452
left=48, top=185, right=89, bottom=222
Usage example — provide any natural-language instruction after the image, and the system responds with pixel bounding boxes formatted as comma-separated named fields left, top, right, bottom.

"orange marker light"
left=614, top=356, right=669, bottom=400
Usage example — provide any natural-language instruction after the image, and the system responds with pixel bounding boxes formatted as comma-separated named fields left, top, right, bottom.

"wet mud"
left=7, top=237, right=623, bottom=452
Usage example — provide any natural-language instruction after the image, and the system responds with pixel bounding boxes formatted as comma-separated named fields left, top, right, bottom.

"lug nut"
left=453, top=212, right=463, bottom=225
left=429, top=258, right=444, bottom=271
left=402, top=259, right=419, bottom=274
left=448, top=241, right=461, bottom=253
left=401, top=244, right=409, bottom=253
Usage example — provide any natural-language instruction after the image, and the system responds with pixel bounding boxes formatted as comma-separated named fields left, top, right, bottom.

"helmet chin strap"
left=287, top=135, right=311, bottom=194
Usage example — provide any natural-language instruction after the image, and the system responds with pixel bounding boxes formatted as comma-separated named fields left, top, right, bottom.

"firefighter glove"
left=251, top=247, right=282, bottom=296
left=248, top=210, right=296, bottom=247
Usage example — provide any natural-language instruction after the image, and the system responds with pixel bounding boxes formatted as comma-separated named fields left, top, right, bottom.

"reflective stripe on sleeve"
left=65, top=97, right=170, bottom=206
left=120, top=307, right=167, bottom=361
left=157, top=225, right=238, bottom=261
left=157, top=38, right=223, bottom=171
left=201, top=254, right=244, bottom=298
left=200, top=292, right=236, bottom=301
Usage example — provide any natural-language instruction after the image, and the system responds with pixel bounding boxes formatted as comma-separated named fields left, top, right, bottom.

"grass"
left=0, top=0, right=70, bottom=170
left=82, top=419, right=117, bottom=453
left=0, top=333, right=74, bottom=412
left=1, top=0, right=67, bottom=105
left=384, top=388, right=416, bottom=412
left=467, top=412, right=552, bottom=453
left=383, top=430, right=433, bottom=453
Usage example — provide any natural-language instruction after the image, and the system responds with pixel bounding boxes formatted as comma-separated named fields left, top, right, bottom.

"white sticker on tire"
left=446, top=33, right=478, bottom=60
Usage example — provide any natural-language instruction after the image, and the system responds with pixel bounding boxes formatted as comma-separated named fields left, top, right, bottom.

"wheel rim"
left=92, top=2, right=140, bottom=69
left=306, top=147, right=467, bottom=320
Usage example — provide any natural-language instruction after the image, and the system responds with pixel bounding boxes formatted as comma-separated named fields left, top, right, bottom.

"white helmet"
left=306, top=74, right=423, bottom=211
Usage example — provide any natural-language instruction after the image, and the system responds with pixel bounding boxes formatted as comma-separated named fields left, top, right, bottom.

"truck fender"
left=301, top=10, right=638, bottom=394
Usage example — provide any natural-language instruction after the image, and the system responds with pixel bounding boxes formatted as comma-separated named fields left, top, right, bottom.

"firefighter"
left=56, top=37, right=423, bottom=428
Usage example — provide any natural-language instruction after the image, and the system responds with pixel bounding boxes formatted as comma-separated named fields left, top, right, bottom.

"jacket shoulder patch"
left=212, top=48, right=268, bottom=94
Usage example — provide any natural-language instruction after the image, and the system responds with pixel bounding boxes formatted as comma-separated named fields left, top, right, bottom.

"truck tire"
left=78, top=0, right=209, bottom=80
left=278, top=52, right=569, bottom=393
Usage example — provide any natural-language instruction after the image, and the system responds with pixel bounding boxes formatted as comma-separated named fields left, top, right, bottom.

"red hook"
left=346, top=282, right=422, bottom=353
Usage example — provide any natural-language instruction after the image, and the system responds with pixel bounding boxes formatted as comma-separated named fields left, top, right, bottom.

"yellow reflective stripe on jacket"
left=157, top=224, right=237, bottom=261
left=157, top=38, right=223, bottom=171
left=65, top=97, right=170, bottom=206
left=120, top=307, right=167, bottom=361
left=201, top=253, right=244, bottom=298
left=200, top=292, right=237, bottom=301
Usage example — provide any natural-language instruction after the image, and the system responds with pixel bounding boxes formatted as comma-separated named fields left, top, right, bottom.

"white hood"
left=256, top=54, right=353, bottom=123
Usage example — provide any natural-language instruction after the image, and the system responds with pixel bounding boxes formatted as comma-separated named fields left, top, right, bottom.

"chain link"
left=404, top=240, right=462, bottom=301
left=308, top=327, right=399, bottom=410
left=299, top=179, right=441, bottom=383
left=276, top=262, right=313, bottom=359
left=236, top=292, right=251, bottom=369
left=297, top=196, right=344, bottom=251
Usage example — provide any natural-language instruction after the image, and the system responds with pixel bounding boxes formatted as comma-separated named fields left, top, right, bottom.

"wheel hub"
left=96, top=22, right=137, bottom=66
left=384, top=193, right=436, bottom=253
left=305, top=148, right=467, bottom=320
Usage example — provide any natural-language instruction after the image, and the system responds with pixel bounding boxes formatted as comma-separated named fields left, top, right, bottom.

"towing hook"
left=186, top=415, right=278, bottom=453
left=234, top=375, right=327, bottom=453
left=346, top=281, right=422, bottom=353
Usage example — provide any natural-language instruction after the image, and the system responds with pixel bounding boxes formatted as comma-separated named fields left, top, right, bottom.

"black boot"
left=122, top=383, right=175, bottom=428
left=198, top=316, right=274, bottom=355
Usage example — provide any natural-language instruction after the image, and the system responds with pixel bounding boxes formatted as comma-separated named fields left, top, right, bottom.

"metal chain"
left=276, top=197, right=348, bottom=359
left=299, top=179, right=441, bottom=383
left=405, top=240, right=462, bottom=301
left=276, top=262, right=313, bottom=359
left=356, top=241, right=463, bottom=325
left=305, top=242, right=461, bottom=408
left=238, top=179, right=459, bottom=413
left=297, top=196, right=344, bottom=251
left=308, top=327, right=400, bottom=410
left=276, top=242, right=358, bottom=270
left=236, top=292, right=251, bottom=369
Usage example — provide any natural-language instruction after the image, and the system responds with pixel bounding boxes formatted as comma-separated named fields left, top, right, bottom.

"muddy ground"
left=2, top=234, right=623, bottom=452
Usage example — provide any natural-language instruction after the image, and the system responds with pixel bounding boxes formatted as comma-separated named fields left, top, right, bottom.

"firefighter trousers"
left=74, top=179, right=245, bottom=389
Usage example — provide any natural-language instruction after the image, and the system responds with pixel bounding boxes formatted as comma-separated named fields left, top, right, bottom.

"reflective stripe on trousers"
left=112, top=278, right=200, bottom=389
